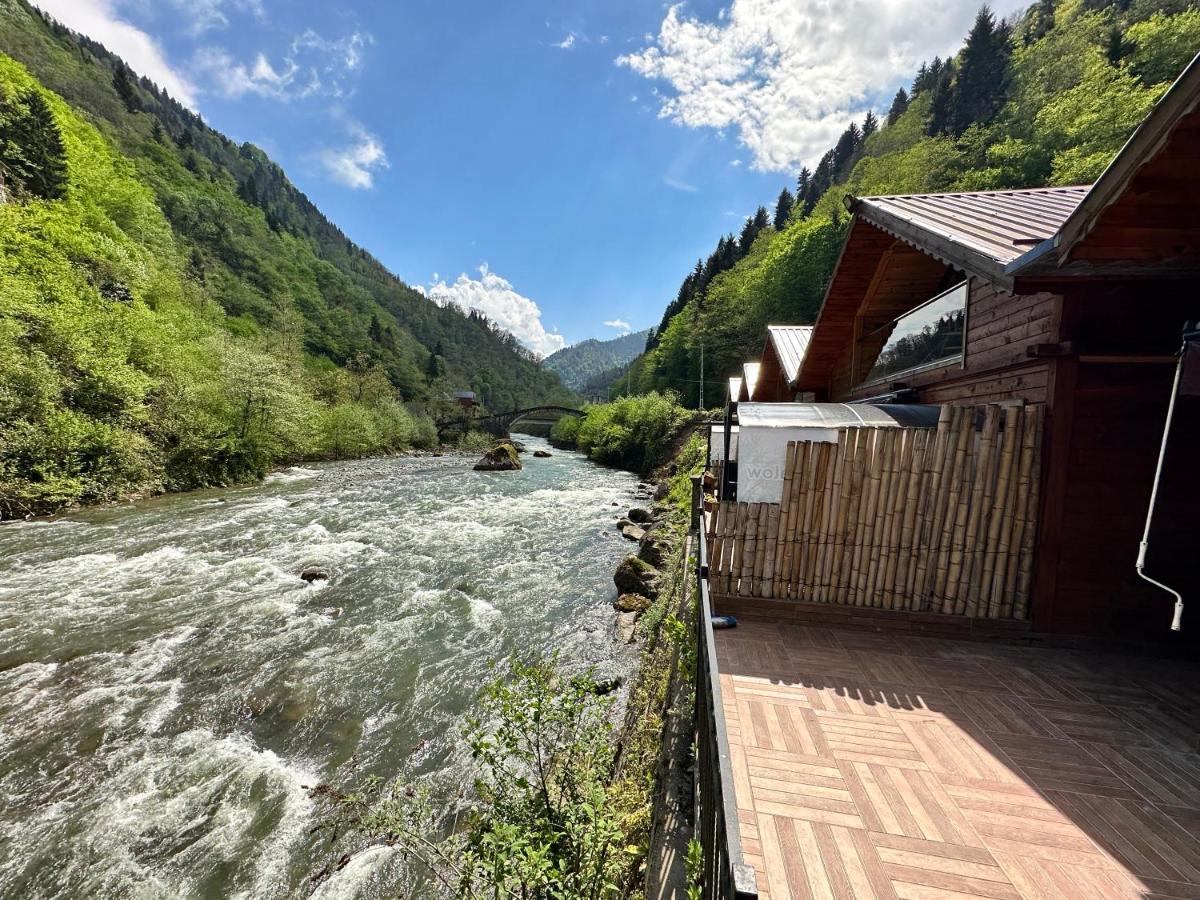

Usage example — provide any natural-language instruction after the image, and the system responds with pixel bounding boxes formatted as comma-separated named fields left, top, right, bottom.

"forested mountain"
left=0, top=0, right=574, bottom=516
left=625, top=0, right=1200, bottom=407
left=543, top=328, right=652, bottom=391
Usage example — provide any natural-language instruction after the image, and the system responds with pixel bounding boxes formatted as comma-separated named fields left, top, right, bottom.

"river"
left=0, top=436, right=642, bottom=899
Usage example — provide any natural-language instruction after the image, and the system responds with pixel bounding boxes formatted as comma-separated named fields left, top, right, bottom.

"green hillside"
left=0, top=0, right=574, bottom=517
left=626, top=0, right=1200, bottom=406
left=543, top=328, right=652, bottom=391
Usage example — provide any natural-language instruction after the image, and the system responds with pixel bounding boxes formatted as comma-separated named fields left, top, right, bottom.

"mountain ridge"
left=543, top=328, right=652, bottom=392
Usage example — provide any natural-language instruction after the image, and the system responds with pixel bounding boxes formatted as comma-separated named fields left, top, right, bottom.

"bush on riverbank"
left=550, top=392, right=693, bottom=473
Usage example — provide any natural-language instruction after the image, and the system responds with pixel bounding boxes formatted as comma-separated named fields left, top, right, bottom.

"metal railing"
left=692, top=477, right=759, bottom=900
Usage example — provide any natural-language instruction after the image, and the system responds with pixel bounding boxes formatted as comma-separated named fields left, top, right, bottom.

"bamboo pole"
left=958, top=405, right=1000, bottom=616
left=828, top=429, right=857, bottom=603
left=896, top=429, right=928, bottom=610
left=817, top=432, right=850, bottom=601
left=999, top=406, right=1036, bottom=617
left=982, top=406, right=1022, bottom=618
left=755, top=503, right=771, bottom=597
left=912, top=405, right=958, bottom=609
left=815, top=437, right=841, bottom=602
left=744, top=502, right=762, bottom=597
left=763, top=503, right=780, bottom=598
left=1014, top=406, right=1044, bottom=620
left=805, top=443, right=834, bottom=600
left=731, top=502, right=749, bottom=597
left=849, top=430, right=877, bottom=605
left=775, top=442, right=801, bottom=599
left=936, top=407, right=975, bottom=613
left=880, top=429, right=914, bottom=609
left=862, top=430, right=892, bottom=607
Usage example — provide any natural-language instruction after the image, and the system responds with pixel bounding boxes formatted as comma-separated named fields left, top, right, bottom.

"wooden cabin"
left=783, top=55, right=1200, bottom=644
left=750, top=325, right=814, bottom=402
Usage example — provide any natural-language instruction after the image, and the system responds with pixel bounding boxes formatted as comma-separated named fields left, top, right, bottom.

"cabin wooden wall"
left=827, top=279, right=1061, bottom=407
left=1031, top=284, right=1200, bottom=643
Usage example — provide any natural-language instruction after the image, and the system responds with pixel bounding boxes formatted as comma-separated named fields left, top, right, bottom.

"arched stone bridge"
left=436, top=405, right=584, bottom=438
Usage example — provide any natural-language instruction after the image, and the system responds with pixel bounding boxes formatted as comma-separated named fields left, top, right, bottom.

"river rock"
left=300, top=566, right=330, bottom=583
left=653, top=482, right=670, bottom=501
left=620, top=523, right=646, bottom=542
left=533, top=450, right=552, bottom=458
left=510, top=440, right=527, bottom=453
left=473, top=443, right=522, bottom=471
left=614, top=593, right=652, bottom=614
left=616, top=612, right=638, bottom=644
left=614, top=555, right=658, bottom=597
left=638, top=530, right=672, bottom=568
left=628, top=507, right=652, bottom=524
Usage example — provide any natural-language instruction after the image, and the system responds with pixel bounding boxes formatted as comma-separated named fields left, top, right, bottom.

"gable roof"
left=728, top=376, right=743, bottom=402
left=767, top=325, right=815, bottom=385
left=848, top=186, right=1089, bottom=287
left=1009, top=50, right=1200, bottom=280
left=742, top=362, right=761, bottom=400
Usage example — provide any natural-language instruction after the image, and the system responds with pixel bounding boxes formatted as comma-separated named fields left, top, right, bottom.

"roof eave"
left=851, top=199, right=1014, bottom=291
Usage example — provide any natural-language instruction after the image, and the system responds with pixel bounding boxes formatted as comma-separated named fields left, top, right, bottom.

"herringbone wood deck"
left=715, top=619, right=1200, bottom=900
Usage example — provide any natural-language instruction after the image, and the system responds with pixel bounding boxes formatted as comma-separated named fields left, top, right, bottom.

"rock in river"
left=614, top=593, right=652, bottom=613
left=533, top=450, right=552, bottom=458
left=473, top=443, right=522, bottom=471
left=614, top=555, right=658, bottom=597
left=628, top=507, right=652, bottom=524
left=620, top=524, right=646, bottom=542
left=300, top=566, right=330, bottom=583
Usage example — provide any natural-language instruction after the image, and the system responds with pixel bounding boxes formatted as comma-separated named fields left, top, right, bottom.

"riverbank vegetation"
left=621, top=0, right=1200, bottom=406
left=549, top=392, right=695, bottom=473
left=0, top=0, right=576, bottom=518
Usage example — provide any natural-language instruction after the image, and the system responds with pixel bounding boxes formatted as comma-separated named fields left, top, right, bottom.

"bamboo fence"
left=705, top=403, right=1044, bottom=620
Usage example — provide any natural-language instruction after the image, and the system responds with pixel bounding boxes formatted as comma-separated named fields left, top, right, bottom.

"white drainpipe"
left=1136, top=339, right=1186, bottom=631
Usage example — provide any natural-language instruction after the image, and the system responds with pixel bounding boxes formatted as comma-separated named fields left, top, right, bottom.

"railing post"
left=691, top=474, right=703, bottom=533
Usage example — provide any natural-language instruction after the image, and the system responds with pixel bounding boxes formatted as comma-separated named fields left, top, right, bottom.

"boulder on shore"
left=473, top=443, right=523, bottom=471
left=638, top=529, right=671, bottom=568
left=300, top=566, right=330, bottom=583
left=614, top=555, right=658, bottom=598
left=620, top=523, right=646, bottom=542
left=533, top=450, right=552, bottom=458
left=628, top=507, right=652, bottom=524
left=614, top=593, right=652, bottom=614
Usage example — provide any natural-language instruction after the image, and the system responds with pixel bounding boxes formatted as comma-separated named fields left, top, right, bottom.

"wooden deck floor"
left=714, top=618, right=1200, bottom=900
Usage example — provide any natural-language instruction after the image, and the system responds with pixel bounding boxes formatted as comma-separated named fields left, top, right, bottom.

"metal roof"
left=737, top=403, right=941, bottom=429
left=853, top=186, right=1089, bottom=274
left=728, top=376, right=742, bottom=401
left=742, top=362, right=761, bottom=399
left=767, top=325, right=814, bottom=384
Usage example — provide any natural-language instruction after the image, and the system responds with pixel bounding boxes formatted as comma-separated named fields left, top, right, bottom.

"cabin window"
left=860, top=281, right=967, bottom=385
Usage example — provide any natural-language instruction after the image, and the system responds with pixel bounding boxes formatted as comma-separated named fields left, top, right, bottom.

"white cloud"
left=604, top=319, right=632, bottom=334
left=663, top=174, right=697, bottom=192
left=421, top=265, right=566, bottom=358
left=619, top=0, right=1024, bottom=172
left=169, top=0, right=265, bottom=35
left=30, top=0, right=198, bottom=107
left=319, top=122, right=388, bottom=189
left=192, top=29, right=371, bottom=100
left=554, top=33, right=577, bottom=50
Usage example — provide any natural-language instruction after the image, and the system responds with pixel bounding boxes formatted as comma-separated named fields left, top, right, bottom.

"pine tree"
left=926, top=66, right=955, bottom=136
left=112, top=64, right=140, bottom=113
left=912, top=62, right=930, bottom=94
left=369, top=314, right=384, bottom=343
left=832, top=122, right=862, bottom=181
left=949, top=7, right=1013, bottom=136
left=803, top=152, right=834, bottom=216
left=1105, top=27, right=1129, bottom=65
left=774, top=186, right=794, bottom=229
left=752, top=205, right=770, bottom=230
left=862, top=111, right=879, bottom=140
left=795, top=167, right=811, bottom=206
left=150, top=119, right=165, bottom=143
left=0, top=90, right=68, bottom=200
left=887, top=88, right=910, bottom=125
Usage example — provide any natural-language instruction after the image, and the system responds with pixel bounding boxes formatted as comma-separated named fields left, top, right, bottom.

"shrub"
left=573, top=392, right=692, bottom=473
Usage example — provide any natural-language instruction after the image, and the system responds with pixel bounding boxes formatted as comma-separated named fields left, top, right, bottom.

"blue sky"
left=36, top=0, right=1025, bottom=355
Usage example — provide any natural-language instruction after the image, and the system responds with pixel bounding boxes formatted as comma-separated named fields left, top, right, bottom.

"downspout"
left=1136, top=336, right=1187, bottom=631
